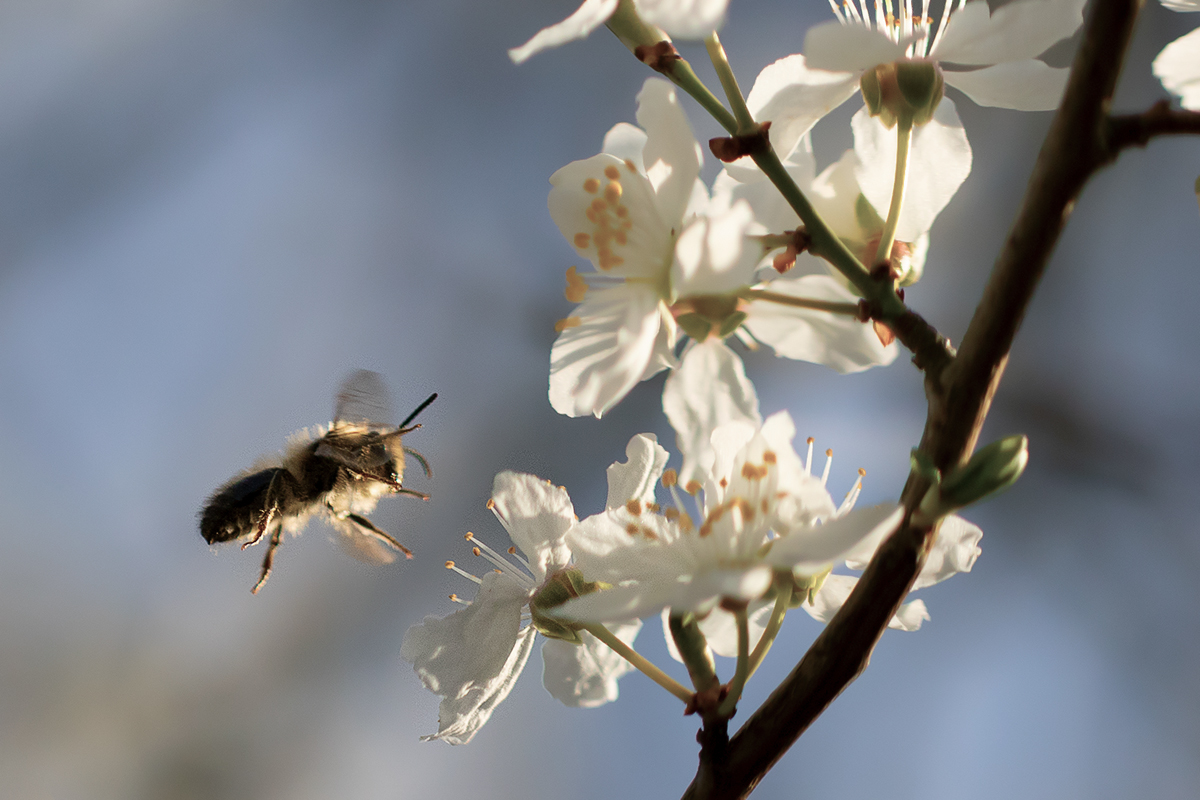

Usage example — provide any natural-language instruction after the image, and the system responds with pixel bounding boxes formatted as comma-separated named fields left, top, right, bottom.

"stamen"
left=661, top=468, right=678, bottom=488
left=828, top=0, right=846, bottom=23
left=837, top=467, right=867, bottom=515
left=821, top=448, right=834, bottom=487
left=626, top=499, right=643, bottom=516
left=449, top=593, right=469, bottom=605
left=685, top=480, right=702, bottom=495
left=445, top=560, right=482, bottom=584
left=463, top=530, right=529, bottom=580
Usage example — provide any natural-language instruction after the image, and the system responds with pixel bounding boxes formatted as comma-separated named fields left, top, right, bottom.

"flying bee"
left=200, top=370, right=436, bottom=594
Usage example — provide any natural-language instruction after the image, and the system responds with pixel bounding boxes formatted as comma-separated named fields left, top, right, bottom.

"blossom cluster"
left=398, top=0, right=1159, bottom=744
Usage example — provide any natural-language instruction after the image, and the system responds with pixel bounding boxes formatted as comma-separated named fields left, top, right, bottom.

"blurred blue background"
left=0, top=1, right=1197, bottom=798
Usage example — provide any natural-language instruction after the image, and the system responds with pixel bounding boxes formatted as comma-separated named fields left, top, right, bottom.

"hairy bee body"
left=200, top=372, right=434, bottom=593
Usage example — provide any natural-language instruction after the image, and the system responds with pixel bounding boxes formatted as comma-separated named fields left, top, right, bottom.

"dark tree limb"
left=681, top=1, right=1148, bottom=797
left=1107, top=101, right=1200, bottom=155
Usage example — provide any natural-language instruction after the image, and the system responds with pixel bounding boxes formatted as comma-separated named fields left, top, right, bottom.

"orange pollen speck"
left=565, top=266, right=588, bottom=303
left=664, top=507, right=680, bottom=521
left=699, top=521, right=713, bottom=537
left=508, top=546, right=517, bottom=554
left=625, top=499, right=643, bottom=515
left=486, top=499, right=495, bottom=509
left=647, top=502, right=660, bottom=513
left=719, top=477, right=729, bottom=488
left=624, top=158, right=637, bottom=172
left=472, top=547, right=481, bottom=556
left=574, top=233, right=591, bottom=249
left=494, top=569, right=502, bottom=574
left=740, top=463, right=769, bottom=480
left=444, top=560, right=455, bottom=569
left=826, top=449, right=833, bottom=457
left=464, top=531, right=475, bottom=540
left=763, top=451, right=777, bottom=464
left=806, top=437, right=815, bottom=445
left=858, top=468, right=867, bottom=476
left=685, top=480, right=702, bottom=495
left=583, top=177, right=600, bottom=193
left=604, top=165, right=621, bottom=180
left=626, top=523, right=639, bottom=535
left=761, top=499, right=770, bottom=513
left=449, top=593, right=458, bottom=601
left=604, top=182, right=622, bottom=205
left=662, top=469, right=678, bottom=488
left=555, top=316, right=583, bottom=332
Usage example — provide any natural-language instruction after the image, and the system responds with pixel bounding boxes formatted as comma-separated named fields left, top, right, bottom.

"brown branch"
left=1106, top=100, right=1200, bottom=155
left=680, top=1, right=1146, bottom=798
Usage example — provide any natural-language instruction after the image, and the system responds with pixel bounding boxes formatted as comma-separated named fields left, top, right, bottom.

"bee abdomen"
left=200, top=467, right=300, bottom=544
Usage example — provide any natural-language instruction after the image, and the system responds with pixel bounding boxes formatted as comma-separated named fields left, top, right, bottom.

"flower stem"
left=742, top=288, right=861, bottom=317
left=747, top=583, right=792, bottom=678
left=874, top=118, right=913, bottom=268
left=583, top=622, right=694, bottom=704
left=669, top=613, right=721, bottom=691
left=704, top=32, right=755, bottom=133
left=716, top=608, right=750, bottom=718
left=662, top=58, right=738, bottom=135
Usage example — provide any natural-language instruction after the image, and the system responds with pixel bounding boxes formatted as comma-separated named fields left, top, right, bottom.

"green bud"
left=939, top=435, right=1029, bottom=509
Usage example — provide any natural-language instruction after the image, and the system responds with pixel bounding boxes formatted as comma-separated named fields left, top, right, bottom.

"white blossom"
left=1154, top=0, right=1200, bottom=110
left=401, top=471, right=640, bottom=744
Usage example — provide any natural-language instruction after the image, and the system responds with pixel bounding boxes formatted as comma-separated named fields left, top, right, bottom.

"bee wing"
left=313, top=426, right=397, bottom=472
left=331, top=513, right=411, bottom=565
left=333, top=370, right=392, bottom=427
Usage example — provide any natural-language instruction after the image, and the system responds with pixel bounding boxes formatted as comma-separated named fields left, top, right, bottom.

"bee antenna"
left=398, top=392, right=438, bottom=430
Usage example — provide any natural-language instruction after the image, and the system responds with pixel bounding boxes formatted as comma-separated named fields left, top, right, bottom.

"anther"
left=583, top=178, right=600, bottom=193
left=472, top=547, right=481, bottom=557
left=625, top=499, right=643, bottom=515
left=662, top=469, right=678, bottom=488
left=763, top=450, right=777, bottom=464
left=685, top=480, right=702, bottom=495
left=604, top=165, right=621, bottom=181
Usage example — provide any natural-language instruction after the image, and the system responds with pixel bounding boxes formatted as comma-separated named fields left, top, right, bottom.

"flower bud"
left=939, top=435, right=1029, bottom=509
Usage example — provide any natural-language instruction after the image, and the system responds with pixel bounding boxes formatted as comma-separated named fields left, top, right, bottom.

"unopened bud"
left=939, top=435, right=1029, bottom=509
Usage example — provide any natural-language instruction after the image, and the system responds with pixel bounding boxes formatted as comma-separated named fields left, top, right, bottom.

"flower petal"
left=932, top=0, right=1086, bottom=66
left=767, top=504, right=903, bottom=573
left=745, top=274, right=899, bottom=373
left=912, top=514, right=983, bottom=590
left=1162, top=0, right=1200, bottom=10
left=945, top=60, right=1068, bottom=111
left=663, top=340, right=762, bottom=484
left=542, top=620, right=642, bottom=707
left=508, top=0, right=619, bottom=64
left=803, top=20, right=913, bottom=72
left=853, top=98, right=972, bottom=242
left=549, top=154, right=673, bottom=279
left=672, top=201, right=762, bottom=296
left=1154, top=27, right=1200, bottom=111
left=606, top=433, right=671, bottom=509
left=663, top=601, right=774, bottom=661
left=801, top=574, right=927, bottom=630
left=549, top=283, right=665, bottom=418
left=490, top=471, right=575, bottom=578
left=552, top=576, right=685, bottom=622
left=602, top=121, right=649, bottom=165
left=638, top=0, right=728, bottom=37
left=401, top=573, right=537, bottom=744
left=744, top=54, right=859, bottom=164
left=637, top=78, right=705, bottom=228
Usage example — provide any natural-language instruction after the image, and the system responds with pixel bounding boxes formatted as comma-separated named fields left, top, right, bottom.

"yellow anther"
left=604, top=165, right=621, bottom=181
left=762, top=450, right=777, bottom=464
left=646, top=502, right=660, bottom=513
left=486, top=499, right=495, bottom=509
left=565, top=266, right=588, bottom=303
left=664, top=507, right=680, bottom=521
left=858, top=467, right=867, bottom=476
left=626, top=523, right=639, bottom=535
left=465, top=531, right=475, bottom=539
left=449, top=593, right=458, bottom=601
left=555, top=316, right=583, bottom=332
left=806, top=437, right=815, bottom=445
left=685, top=480, right=702, bottom=495
left=740, top=463, right=768, bottom=480
left=662, top=469, right=678, bottom=487
left=573, top=233, right=592, bottom=249
left=508, top=546, right=517, bottom=554
left=826, top=449, right=833, bottom=457
left=604, top=181, right=622, bottom=204
left=445, top=560, right=456, bottom=569
left=472, top=546, right=481, bottom=556
left=583, top=177, right=600, bottom=193
left=625, top=499, right=643, bottom=516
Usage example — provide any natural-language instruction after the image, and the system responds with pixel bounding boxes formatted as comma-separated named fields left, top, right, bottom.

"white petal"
left=801, top=574, right=926, bottom=630
left=553, top=577, right=686, bottom=622
left=694, top=601, right=775, bottom=659
left=490, top=471, right=575, bottom=578
left=911, top=514, right=983, bottom=590
left=1154, top=28, right=1200, bottom=111
left=637, top=78, right=704, bottom=228
left=806, top=148, right=867, bottom=241
left=508, top=0, right=619, bottom=64
left=745, top=274, right=898, bottom=372
left=606, top=433, right=670, bottom=509
left=933, top=0, right=1086, bottom=66
left=663, top=340, right=762, bottom=484
left=803, top=20, right=913, bottom=73
left=768, top=504, right=903, bottom=572
left=542, top=620, right=642, bottom=707
left=711, top=143, right=817, bottom=235
left=671, top=201, right=762, bottom=296
left=1162, top=0, right=1200, bottom=10
left=567, top=510, right=685, bottom=586
left=945, top=61, right=1068, bottom=111
left=744, top=54, right=859, bottom=164
left=602, top=122, right=648, bottom=165
left=636, top=0, right=728, bottom=38
left=549, top=154, right=673, bottom=279
left=853, top=98, right=972, bottom=242
left=401, top=573, right=537, bottom=744
left=549, top=284, right=665, bottom=418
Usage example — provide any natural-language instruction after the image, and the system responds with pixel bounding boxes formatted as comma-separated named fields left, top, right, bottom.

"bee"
left=200, top=370, right=436, bottom=593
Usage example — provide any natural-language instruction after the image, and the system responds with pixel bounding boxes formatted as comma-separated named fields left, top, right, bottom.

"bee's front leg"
left=251, top=524, right=284, bottom=594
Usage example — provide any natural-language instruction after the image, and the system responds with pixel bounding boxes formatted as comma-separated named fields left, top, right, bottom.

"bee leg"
left=251, top=524, right=284, bottom=594
left=395, top=488, right=429, bottom=501
left=346, top=513, right=413, bottom=559
left=402, top=446, right=432, bottom=479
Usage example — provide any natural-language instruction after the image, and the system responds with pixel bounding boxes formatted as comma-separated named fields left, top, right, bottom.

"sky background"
left=0, top=1, right=1198, bottom=798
